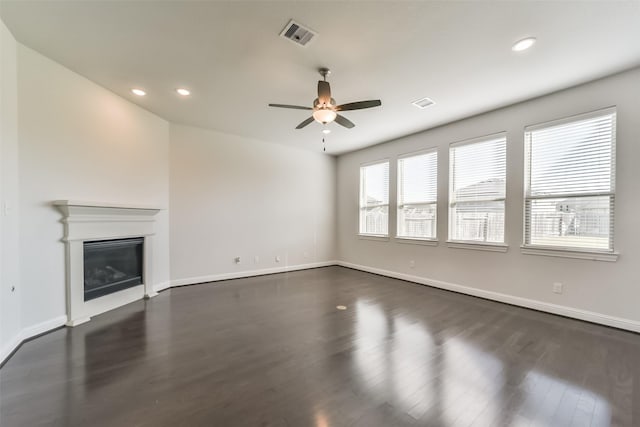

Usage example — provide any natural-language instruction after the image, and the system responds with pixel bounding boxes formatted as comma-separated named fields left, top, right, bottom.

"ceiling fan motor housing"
left=313, top=97, right=336, bottom=109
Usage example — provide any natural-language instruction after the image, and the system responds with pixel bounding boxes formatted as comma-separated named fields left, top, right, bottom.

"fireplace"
left=84, top=238, right=144, bottom=301
left=54, top=200, right=161, bottom=326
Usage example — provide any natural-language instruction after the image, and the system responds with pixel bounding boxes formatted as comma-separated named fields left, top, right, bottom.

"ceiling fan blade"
left=317, top=81, right=331, bottom=105
left=336, top=100, right=382, bottom=111
left=295, top=117, right=315, bottom=129
left=335, top=114, right=355, bottom=129
left=269, top=103, right=313, bottom=110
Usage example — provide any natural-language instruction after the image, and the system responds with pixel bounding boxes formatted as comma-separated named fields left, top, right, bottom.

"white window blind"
left=397, top=150, right=438, bottom=239
left=449, top=134, right=506, bottom=243
left=524, top=108, right=616, bottom=251
left=359, top=161, right=389, bottom=236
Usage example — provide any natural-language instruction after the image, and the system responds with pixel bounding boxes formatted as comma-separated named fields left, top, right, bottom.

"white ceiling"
left=2, top=1, right=639, bottom=155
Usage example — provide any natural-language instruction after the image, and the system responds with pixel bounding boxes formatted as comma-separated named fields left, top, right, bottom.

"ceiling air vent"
left=412, top=97, right=436, bottom=109
left=280, top=19, right=317, bottom=47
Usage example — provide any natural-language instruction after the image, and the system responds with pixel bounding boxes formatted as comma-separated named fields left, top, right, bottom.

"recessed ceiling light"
left=322, top=129, right=331, bottom=134
left=131, top=88, right=146, bottom=96
left=176, top=88, right=191, bottom=96
left=512, top=37, right=537, bottom=52
left=336, top=305, right=347, bottom=310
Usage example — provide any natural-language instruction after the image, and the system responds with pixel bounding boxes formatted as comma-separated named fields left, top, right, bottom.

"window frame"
left=358, top=159, right=390, bottom=238
left=395, top=147, right=439, bottom=243
left=522, top=107, right=617, bottom=259
left=447, top=132, right=508, bottom=249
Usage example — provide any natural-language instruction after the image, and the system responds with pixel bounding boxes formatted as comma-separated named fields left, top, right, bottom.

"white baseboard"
left=22, top=315, right=67, bottom=338
left=0, top=332, right=24, bottom=367
left=337, top=261, right=640, bottom=333
left=1, top=315, right=67, bottom=366
left=5, top=260, right=638, bottom=367
left=154, top=281, right=171, bottom=292
left=1, top=262, right=334, bottom=366
left=169, top=260, right=338, bottom=287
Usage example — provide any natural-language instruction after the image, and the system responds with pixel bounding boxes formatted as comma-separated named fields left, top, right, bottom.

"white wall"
left=17, top=45, right=171, bottom=330
left=0, top=19, right=21, bottom=361
left=169, top=124, right=336, bottom=284
left=337, top=68, right=640, bottom=328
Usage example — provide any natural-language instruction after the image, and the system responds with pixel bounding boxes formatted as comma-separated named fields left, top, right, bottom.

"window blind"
left=524, top=108, right=616, bottom=251
left=397, top=150, right=438, bottom=239
left=449, top=134, right=506, bottom=243
left=359, top=161, right=389, bottom=235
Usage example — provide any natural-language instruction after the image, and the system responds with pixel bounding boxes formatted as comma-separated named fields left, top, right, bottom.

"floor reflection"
left=314, top=410, right=330, bottom=427
left=350, top=291, right=613, bottom=426
left=352, top=300, right=391, bottom=397
left=83, top=308, right=147, bottom=392
left=441, top=337, right=504, bottom=425
left=353, top=300, right=438, bottom=415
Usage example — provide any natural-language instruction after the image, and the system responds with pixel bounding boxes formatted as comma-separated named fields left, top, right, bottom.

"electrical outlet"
left=254, top=256, right=259, bottom=264
left=275, top=255, right=281, bottom=263
left=234, top=257, right=241, bottom=264
left=409, top=260, right=415, bottom=269
left=553, top=282, right=563, bottom=294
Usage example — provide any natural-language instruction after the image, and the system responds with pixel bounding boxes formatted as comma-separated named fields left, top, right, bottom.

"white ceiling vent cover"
left=412, top=97, right=436, bottom=109
left=280, top=19, right=317, bottom=47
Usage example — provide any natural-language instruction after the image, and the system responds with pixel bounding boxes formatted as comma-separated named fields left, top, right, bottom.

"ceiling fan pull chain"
left=322, top=137, right=326, bottom=152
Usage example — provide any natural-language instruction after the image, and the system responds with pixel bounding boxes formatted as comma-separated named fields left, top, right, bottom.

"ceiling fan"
left=268, top=68, right=381, bottom=129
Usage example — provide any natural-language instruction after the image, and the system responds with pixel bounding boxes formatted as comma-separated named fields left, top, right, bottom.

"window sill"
left=520, top=246, right=618, bottom=262
left=446, top=241, right=508, bottom=252
left=358, top=234, right=390, bottom=242
left=394, top=237, right=438, bottom=246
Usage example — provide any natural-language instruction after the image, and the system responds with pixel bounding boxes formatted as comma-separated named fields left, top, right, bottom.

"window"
left=397, top=150, right=438, bottom=240
left=524, top=108, right=616, bottom=251
left=449, top=134, right=506, bottom=243
left=359, top=161, right=389, bottom=236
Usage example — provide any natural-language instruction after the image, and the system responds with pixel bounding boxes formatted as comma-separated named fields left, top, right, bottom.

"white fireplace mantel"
left=54, top=200, right=162, bottom=326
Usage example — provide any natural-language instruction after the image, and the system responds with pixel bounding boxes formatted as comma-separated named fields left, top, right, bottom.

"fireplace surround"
left=54, top=201, right=161, bottom=326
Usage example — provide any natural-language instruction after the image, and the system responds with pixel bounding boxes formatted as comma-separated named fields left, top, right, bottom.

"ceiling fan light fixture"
left=312, top=109, right=337, bottom=124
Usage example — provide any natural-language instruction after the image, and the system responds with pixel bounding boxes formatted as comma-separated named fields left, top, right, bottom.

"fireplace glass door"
left=83, top=238, right=144, bottom=301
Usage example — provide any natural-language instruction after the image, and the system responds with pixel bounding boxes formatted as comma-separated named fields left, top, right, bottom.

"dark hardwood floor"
left=1, top=266, right=639, bottom=426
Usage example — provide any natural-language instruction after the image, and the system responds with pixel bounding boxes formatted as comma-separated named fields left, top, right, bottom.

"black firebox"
left=83, top=238, right=144, bottom=301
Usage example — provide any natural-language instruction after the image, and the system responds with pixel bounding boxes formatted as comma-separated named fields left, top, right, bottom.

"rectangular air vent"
left=280, top=19, right=317, bottom=47
left=412, top=97, right=436, bottom=109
